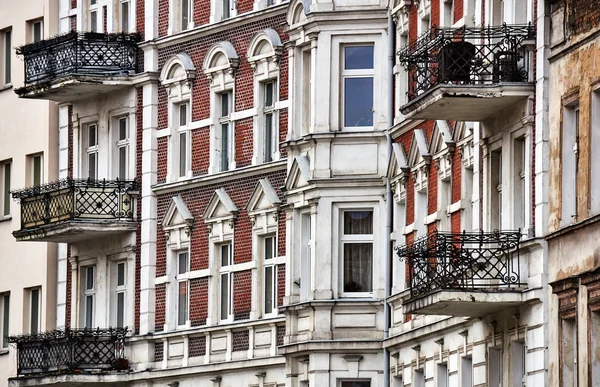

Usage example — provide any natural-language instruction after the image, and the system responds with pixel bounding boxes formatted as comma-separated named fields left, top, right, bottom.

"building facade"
left=0, top=2, right=59, bottom=387
left=546, top=0, right=600, bottom=386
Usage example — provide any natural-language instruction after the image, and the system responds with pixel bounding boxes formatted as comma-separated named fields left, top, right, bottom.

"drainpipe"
left=384, top=12, right=395, bottom=387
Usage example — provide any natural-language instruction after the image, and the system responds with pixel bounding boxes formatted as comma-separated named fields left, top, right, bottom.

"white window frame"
left=562, top=101, right=579, bottom=226
left=3, top=28, right=12, bottom=87
left=116, top=116, right=129, bottom=180
left=299, top=212, right=312, bottom=301
left=80, top=265, right=96, bottom=329
left=28, top=288, right=41, bottom=334
left=28, top=153, right=43, bottom=187
left=262, top=235, right=277, bottom=316
left=1, top=160, right=11, bottom=218
left=341, top=44, right=375, bottom=131
left=218, top=242, right=234, bottom=323
left=120, top=0, right=131, bottom=33
left=1, top=292, right=9, bottom=349
left=261, top=80, right=277, bottom=163
left=489, top=147, right=503, bottom=231
left=112, top=261, right=127, bottom=329
left=176, top=250, right=190, bottom=328
left=217, top=91, right=233, bottom=172
left=176, top=102, right=191, bottom=179
left=340, top=209, right=374, bottom=297
left=89, top=0, right=100, bottom=32
left=85, top=123, right=99, bottom=180
left=30, top=19, right=43, bottom=43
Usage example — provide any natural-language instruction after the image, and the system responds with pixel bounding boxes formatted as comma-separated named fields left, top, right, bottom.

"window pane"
left=181, top=0, right=189, bottom=29
left=343, top=211, right=373, bottom=234
left=4, top=30, right=11, bottom=84
left=86, top=267, right=94, bottom=290
left=222, top=0, right=230, bottom=19
left=117, top=292, right=125, bottom=328
left=344, top=77, right=373, bottom=127
left=88, top=153, right=97, bottom=180
left=179, top=132, right=187, bottom=177
left=90, top=11, right=97, bottom=32
left=33, top=156, right=41, bottom=186
left=341, top=382, right=371, bottom=387
left=221, top=123, right=229, bottom=171
left=33, top=22, right=42, bottom=43
left=220, top=273, right=229, bottom=320
left=2, top=294, right=9, bottom=348
left=221, top=244, right=230, bottom=267
left=88, top=125, right=97, bottom=147
left=344, top=46, right=374, bottom=70
left=265, top=114, right=273, bottom=162
left=3, top=163, right=10, bottom=216
left=178, top=281, right=188, bottom=325
left=117, top=262, right=125, bottom=286
left=265, top=82, right=274, bottom=107
left=119, top=117, right=127, bottom=141
left=91, top=0, right=97, bottom=4
left=221, top=93, right=229, bottom=117
left=30, top=289, right=39, bottom=334
left=265, top=236, right=274, bottom=260
left=85, top=295, right=94, bottom=328
left=178, top=252, right=188, bottom=275
left=343, top=243, right=373, bottom=292
left=265, top=266, right=273, bottom=314
left=121, top=1, right=129, bottom=32
left=179, top=104, right=187, bottom=127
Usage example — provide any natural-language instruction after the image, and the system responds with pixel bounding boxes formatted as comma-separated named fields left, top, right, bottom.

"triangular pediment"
left=387, top=142, right=409, bottom=179
left=285, top=155, right=311, bottom=191
left=408, top=129, right=431, bottom=167
left=454, top=121, right=473, bottom=143
left=246, top=178, right=282, bottom=214
left=431, top=120, right=455, bottom=155
left=162, top=196, right=194, bottom=229
left=203, top=188, right=239, bottom=222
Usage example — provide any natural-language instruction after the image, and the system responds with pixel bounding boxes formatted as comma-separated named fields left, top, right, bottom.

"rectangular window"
left=303, top=49, right=312, bottom=134
left=341, top=382, right=371, bottom=387
left=342, top=46, right=374, bottom=129
left=511, top=341, right=526, bottom=387
left=263, top=81, right=276, bottom=163
left=488, top=347, right=502, bottom=387
left=514, top=137, right=526, bottom=230
left=437, top=363, right=448, bottom=387
left=81, top=266, right=95, bottom=328
left=414, top=370, right=425, bottom=387
left=181, top=0, right=190, bottom=30
left=1, top=160, right=11, bottom=217
left=177, top=251, right=189, bottom=327
left=89, top=0, right=99, bottom=32
left=461, top=356, right=473, bottom=387
left=219, top=243, right=233, bottom=321
left=414, top=189, right=427, bottom=236
left=591, top=312, right=600, bottom=385
left=300, top=213, right=312, bottom=301
left=222, top=0, right=231, bottom=19
left=342, top=210, right=373, bottom=294
left=32, top=154, right=42, bottom=187
left=562, top=103, right=579, bottom=225
left=439, top=177, right=451, bottom=231
left=3, top=29, right=11, bottom=85
left=121, top=1, right=130, bottom=32
left=561, top=317, right=577, bottom=387
left=32, top=20, right=43, bottom=43
left=113, top=262, right=126, bottom=328
left=178, top=103, right=189, bottom=178
left=490, top=149, right=502, bottom=230
left=219, top=92, right=232, bottom=172
left=117, top=117, right=128, bottom=180
left=266, top=0, right=274, bottom=6
left=591, top=91, right=600, bottom=214
left=86, top=124, right=99, bottom=180
left=263, top=235, right=277, bottom=315
left=1, top=293, right=9, bottom=348
left=443, top=0, right=454, bottom=27
left=29, top=288, right=40, bottom=334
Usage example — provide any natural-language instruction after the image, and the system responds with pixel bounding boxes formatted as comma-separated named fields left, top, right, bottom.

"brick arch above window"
left=203, top=41, right=239, bottom=86
left=160, top=53, right=197, bottom=87
left=247, top=29, right=283, bottom=73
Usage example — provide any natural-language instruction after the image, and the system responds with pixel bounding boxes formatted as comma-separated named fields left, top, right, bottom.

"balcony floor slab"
left=13, top=220, right=137, bottom=243
left=15, top=76, right=134, bottom=103
left=400, top=84, right=535, bottom=121
left=402, top=289, right=526, bottom=317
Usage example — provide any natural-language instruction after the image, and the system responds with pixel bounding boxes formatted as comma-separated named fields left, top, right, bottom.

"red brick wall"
left=66, top=247, right=72, bottom=328
left=135, top=88, right=143, bottom=333
left=190, top=277, right=209, bottom=326
left=232, top=330, right=250, bottom=351
left=158, top=0, right=169, bottom=37
left=430, top=0, right=440, bottom=27
left=155, top=284, right=166, bottom=331
left=234, top=270, right=252, bottom=320
left=194, top=0, right=210, bottom=26
left=103, top=6, right=108, bottom=33
left=277, top=264, right=285, bottom=306
left=136, top=0, right=145, bottom=37
left=454, top=0, right=464, bottom=24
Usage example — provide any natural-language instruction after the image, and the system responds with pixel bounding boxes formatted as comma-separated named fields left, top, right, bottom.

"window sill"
left=0, top=349, right=8, bottom=356
left=0, top=215, right=12, bottom=223
left=0, top=84, right=13, bottom=92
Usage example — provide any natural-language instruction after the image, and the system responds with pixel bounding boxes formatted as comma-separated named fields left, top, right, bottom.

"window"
left=437, top=363, right=448, bottom=387
left=263, top=235, right=277, bottom=315
left=443, top=0, right=454, bottom=27
left=488, top=347, right=502, bottom=387
left=28, top=153, right=43, bottom=187
left=591, top=312, right=600, bottom=385
left=116, top=117, right=129, bottom=180
left=414, top=189, right=427, bottom=236
left=177, top=251, right=189, bottom=327
left=81, top=266, right=96, bottom=328
left=30, top=20, right=43, bottom=43
left=414, top=370, right=425, bottom=387
left=561, top=317, right=577, bottom=387
left=341, top=210, right=373, bottom=294
left=89, top=0, right=99, bottom=32
left=218, top=92, right=232, bottom=172
left=303, top=49, right=312, bottom=134
left=177, top=103, right=190, bottom=178
left=562, top=103, right=579, bottom=225
left=490, top=149, right=502, bottom=230
left=29, top=288, right=41, bottom=334
left=461, top=356, right=473, bottom=387
left=341, top=382, right=371, bottom=387
left=342, top=46, right=374, bottom=129
left=300, top=213, right=312, bottom=301
left=591, top=90, right=600, bottom=214
left=511, top=341, right=526, bottom=387
left=222, top=0, right=232, bottom=19
left=181, top=0, right=191, bottom=30
left=513, top=137, right=526, bottom=230
left=262, top=81, right=276, bottom=163
left=219, top=243, right=233, bottom=321
left=3, top=28, right=11, bottom=86
left=120, top=1, right=130, bottom=32
left=0, top=293, right=9, bottom=349
left=113, top=262, right=126, bottom=328
left=86, top=124, right=99, bottom=180
left=439, top=176, right=451, bottom=231
left=1, top=160, right=11, bottom=217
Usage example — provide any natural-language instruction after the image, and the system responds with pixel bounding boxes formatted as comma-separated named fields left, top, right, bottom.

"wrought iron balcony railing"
left=16, top=31, right=140, bottom=86
left=396, top=230, right=523, bottom=298
left=11, top=178, right=137, bottom=230
left=398, top=24, right=535, bottom=101
left=9, top=328, right=128, bottom=376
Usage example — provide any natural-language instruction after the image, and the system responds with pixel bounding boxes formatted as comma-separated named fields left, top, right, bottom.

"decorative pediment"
left=162, top=195, right=194, bottom=229
left=408, top=129, right=431, bottom=168
left=285, top=155, right=311, bottom=191
left=160, top=53, right=197, bottom=87
left=246, top=178, right=282, bottom=215
left=287, top=0, right=310, bottom=26
left=455, top=122, right=474, bottom=170
left=431, top=120, right=455, bottom=182
left=388, top=143, right=410, bottom=204
left=247, top=29, right=283, bottom=75
left=203, top=188, right=239, bottom=223
left=203, top=41, right=240, bottom=85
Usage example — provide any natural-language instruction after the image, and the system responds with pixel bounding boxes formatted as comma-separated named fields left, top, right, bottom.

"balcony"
left=12, top=178, right=138, bottom=243
left=15, top=31, right=140, bottom=102
left=395, top=230, right=525, bottom=317
left=8, top=328, right=128, bottom=377
left=398, top=24, right=535, bottom=121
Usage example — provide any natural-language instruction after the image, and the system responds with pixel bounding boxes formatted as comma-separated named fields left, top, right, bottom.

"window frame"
left=80, top=265, right=96, bottom=329
left=1, top=160, right=11, bottom=218
left=28, top=288, right=41, bottom=334
left=218, top=242, right=234, bottom=323
left=89, top=0, right=100, bottom=32
left=112, top=261, right=127, bottom=329
left=217, top=92, right=233, bottom=172
left=116, top=116, right=129, bottom=180
left=30, top=19, right=43, bottom=43
left=340, top=209, right=375, bottom=297
left=262, top=234, right=277, bottom=316
left=120, top=0, right=131, bottom=33
left=341, top=44, right=375, bottom=131
left=2, top=28, right=12, bottom=87
left=176, top=250, right=190, bottom=328
left=0, top=292, right=9, bottom=349
left=85, top=123, right=99, bottom=180
left=176, top=102, right=190, bottom=179
left=561, top=100, right=580, bottom=226
left=261, top=80, right=277, bottom=163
